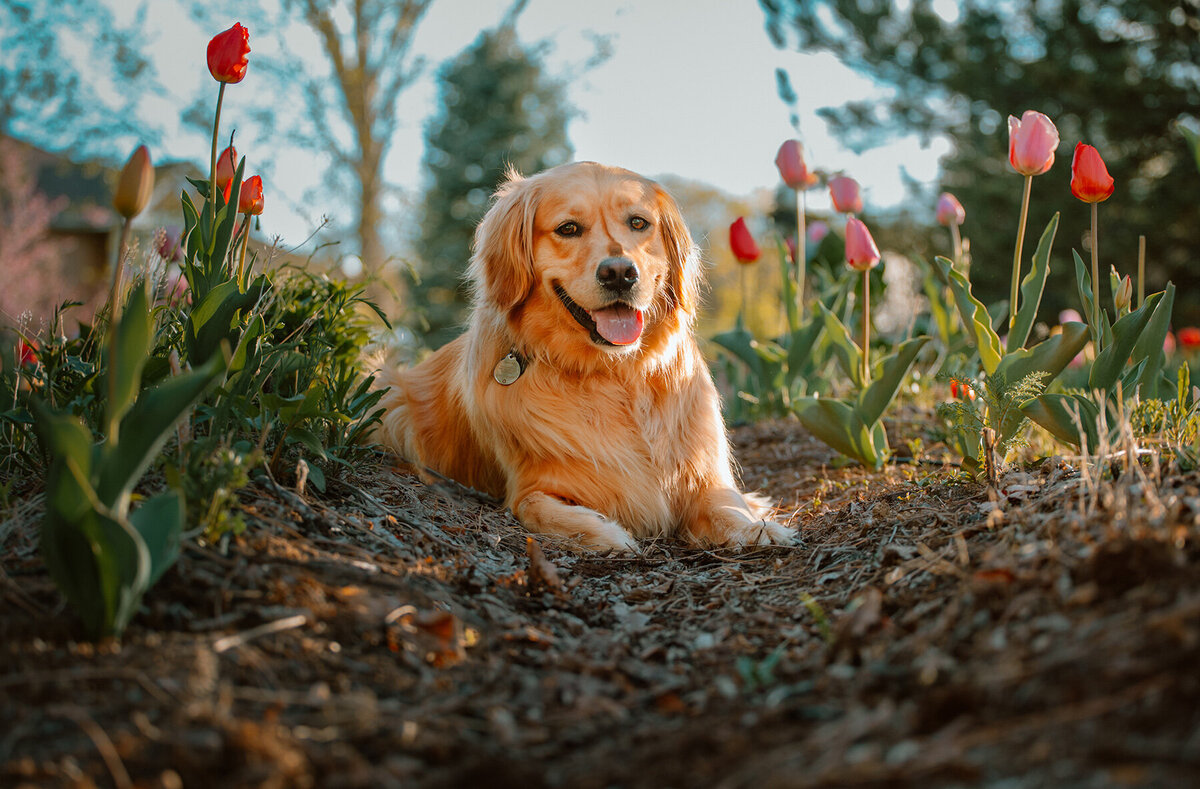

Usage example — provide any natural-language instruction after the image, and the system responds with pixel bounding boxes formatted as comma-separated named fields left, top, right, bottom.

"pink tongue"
left=590, top=304, right=644, bottom=345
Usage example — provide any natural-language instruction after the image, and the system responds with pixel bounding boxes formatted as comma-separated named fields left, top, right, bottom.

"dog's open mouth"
left=554, top=285, right=644, bottom=346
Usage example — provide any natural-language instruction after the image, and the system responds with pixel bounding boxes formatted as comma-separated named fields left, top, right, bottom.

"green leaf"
left=1089, top=291, right=1162, bottom=393
left=1022, top=392, right=1101, bottom=449
left=710, top=327, right=764, bottom=381
left=1073, top=250, right=1113, bottom=347
left=994, top=322, right=1091, bottom=391
left=1182, top=125, right=1200, bottom=173
left=1010, top=213, right=1058, bottom=350
left=857, top=336, right=930, bottom=426
left=106, top=283, right=153, bottom=436
left=816, top=301, right=863, bottom=387
left=793, top=396, right=884, bottom=469
left=776, top=237, right=799, bottom=333
left=1130, top=283, right=1175, bottom=399
left=130, top=491, right=184, bottom=586
left=286, top=426, right=328, bottom=459
left=936, top=256, right=1003, bottom=375
left=187, top=276, right=269, bottom=365
left=782, top=319, right=824, bottom=390
left=95, top=352, right=225, bottom=505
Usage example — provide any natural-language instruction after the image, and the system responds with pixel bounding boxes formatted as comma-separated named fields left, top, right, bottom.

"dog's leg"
left=515, top=491, right=638, bottom=552
left=683, top=486, right=793, bottom=548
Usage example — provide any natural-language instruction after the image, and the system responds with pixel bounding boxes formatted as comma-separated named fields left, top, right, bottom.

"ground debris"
left=2, top=418, right=1199, bottom=787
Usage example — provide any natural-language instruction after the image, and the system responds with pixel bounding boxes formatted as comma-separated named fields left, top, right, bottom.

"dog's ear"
left=655, top=185, right=700, bottom=315
left=469, top=169, right=539, bottom=311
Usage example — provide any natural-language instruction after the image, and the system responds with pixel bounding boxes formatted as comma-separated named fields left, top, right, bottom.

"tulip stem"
left=950, top=223, right=962, bottom=267
left=1091, top=201, right=1101, bottom=352
left=1137, top=235, right=1146, bottom=309
left=1009, top=174, right=1032, bottom=347
left=795, top=188, right=806, bottom=326
left=237, top=214, right=251, bottom=287
left=740, top=265, right=750, bottom=331
left=861, top=268, right=870, bottom=385
left=105, top=217, right=132, bottom=444
left=209, top=82, right=227, bottom=238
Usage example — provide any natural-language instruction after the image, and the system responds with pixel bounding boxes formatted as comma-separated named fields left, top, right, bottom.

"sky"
left=103, top=0, right=952, bottom=256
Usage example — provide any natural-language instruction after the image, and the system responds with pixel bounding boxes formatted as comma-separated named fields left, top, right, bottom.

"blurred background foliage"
left=762, top=0, right=1200, bottom=326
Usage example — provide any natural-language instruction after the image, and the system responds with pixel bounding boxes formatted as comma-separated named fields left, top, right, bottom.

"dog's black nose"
left=596, top=257, right=639, bottom=292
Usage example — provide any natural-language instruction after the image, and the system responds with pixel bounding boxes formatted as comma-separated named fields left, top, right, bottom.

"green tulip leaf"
left=1010, top=213, right=1059, bottom=351
left=286, top=426, right=328, bottom=460
left=782, top=319, right=824, bottom=390
left=936, top=256, right=1003, bottom=376
left=793, top=396, right=885, bottom=469
left=711, top=327, right=764, bottom=381
left=130, top=491, right=184, bottom=586
left=816, top=301, right=863, bottom=387
left=105, top=283, right=153, bottom=437
left=776, top=237, right=799, bottom=333
left=1022, top=392, right=1101, bottom=450
left=1089, top=291, right=1162, bottom=393
left=1129, top=283, right=1176, bottom=399
left=994, top=322, right=1090, bottom=392
left=1073, top=250, right=1113, bottom=347
left=857, top=336, right=930, bottom=426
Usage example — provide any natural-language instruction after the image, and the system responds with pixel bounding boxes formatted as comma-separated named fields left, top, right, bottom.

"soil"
left=2, top=415, right=1199, bottom=788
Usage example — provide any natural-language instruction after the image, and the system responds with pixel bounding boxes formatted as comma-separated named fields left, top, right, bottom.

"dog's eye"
left=629, top=215, right=650, bottom=231
left=555, top=221, right=581, bottom=237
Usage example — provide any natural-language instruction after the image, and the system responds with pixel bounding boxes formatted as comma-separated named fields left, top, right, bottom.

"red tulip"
left=207, top=23, right=251, bottom=84
left=785, top=235, right=797, bottom=263
left=729, top=217, right=760, bottom=263
left=215, top=145, right=238, bottom=189
left=828, top=176, right=863, bottom=214
left=844, top=217, right=880, bottom=271
left=18, top=340, right=37, bottom=368
left=936, top=192, right=965, bottom=226
left=113, top=145, right=155, bottom=220
left=774, top=140, right=817, bottom=190
left=239, top=175, right=264, bottom=215
left=1070, top=143, right=1115, bottom=203
left=1008, top=110, right=1059, bottom=176
left=1179, top=327, right=1200, bottom=349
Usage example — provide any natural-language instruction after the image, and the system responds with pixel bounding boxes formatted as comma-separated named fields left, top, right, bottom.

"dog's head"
left=469, top=162, right=699, bottom=362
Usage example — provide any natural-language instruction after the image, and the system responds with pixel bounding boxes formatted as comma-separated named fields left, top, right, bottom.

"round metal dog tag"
left=493, top=353, right=523, bottom=385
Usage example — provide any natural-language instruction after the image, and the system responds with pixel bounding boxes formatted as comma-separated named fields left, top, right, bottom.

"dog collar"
left=493, top=349, right=526, bottom=385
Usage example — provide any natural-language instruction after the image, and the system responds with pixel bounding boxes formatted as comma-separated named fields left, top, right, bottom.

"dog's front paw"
left=516, top=491, right=638, bottom=553
left=720, top=518, right=795, bottom=548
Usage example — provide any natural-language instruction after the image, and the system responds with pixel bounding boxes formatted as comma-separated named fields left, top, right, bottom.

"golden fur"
left=377, top=162, right=791, bottom=551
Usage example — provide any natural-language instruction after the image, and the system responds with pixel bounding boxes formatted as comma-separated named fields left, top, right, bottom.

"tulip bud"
left=936, top=192, right=965, bottom=226
left=207, top=23, right=251, bottom=84
left=828, top=176, right=863, bottom=214
left=844, top=217, right=880, bottom=271
left=1114, top=274, right=1133, bottom=312
left=729, top=217, right=760, bottom=264
left=774, top=140, right=817, bottom=190
left=807, top=220, right=830, bottom=245
left=1179, top=327, right=1200, bottom=349
left=1059, top=308, right=1083, bottom=325
left=113, top=145, right=155, bottom=220
left=1008, top=110, right=1059, bottom=176
left=1070, top=143, right=1115, bottom=203
left=215, top=145, right=238, bottom=189
left=239, top=175, right=264, bottom=215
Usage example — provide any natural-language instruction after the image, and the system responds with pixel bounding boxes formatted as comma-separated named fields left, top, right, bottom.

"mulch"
left=2, top=416, right=1198, bottom=788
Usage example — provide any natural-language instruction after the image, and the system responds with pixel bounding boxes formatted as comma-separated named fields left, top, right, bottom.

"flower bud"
left=844, top=217, right=880, bottom=272
left=1114, top=274, right=1133, bottom=312
left=113, top=145, right=155, bottom=220
left=239, top=175, right=264, bottom=215
left=935, top=192, right=965, bottom=226
left=774, top=140, right=818, bottom=190
left=729, top=217, right=760, bottom=264
left=1070, top=142, right=1115, bottom=203
left=207, top=23, right=251, bottom=84
left=828, top=176, right=863, bottom=214
left=215, top=146, right=238, bottom=189
left=1008, top=110, right=1059, bottom=176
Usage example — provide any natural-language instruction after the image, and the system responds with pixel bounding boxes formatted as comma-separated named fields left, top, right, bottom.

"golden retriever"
left=377, top=162, right=791, bottom=551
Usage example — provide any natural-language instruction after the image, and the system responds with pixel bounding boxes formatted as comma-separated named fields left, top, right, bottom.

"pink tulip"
left=774, top=140, right=818, bottom=190
left=828, top=176, right=863, bottom=214
left=936, top=192, right=965, bottom=226
left=844, top=217, right=880, bottom=271
left=807, top=220, right=830, bottom=245
left=1008, top=110, right=1059, bottom=176
left=1059, top=308, right=1083, bottom=324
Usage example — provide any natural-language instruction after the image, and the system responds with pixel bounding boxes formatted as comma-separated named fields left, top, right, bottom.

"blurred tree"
left=188, top=0, right=433, bottom=276
left=0, top=1, right=159, bottom=156
left=414, top=10, right=574, bottom=346
left=762, top=0, right=1200, bottom=326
